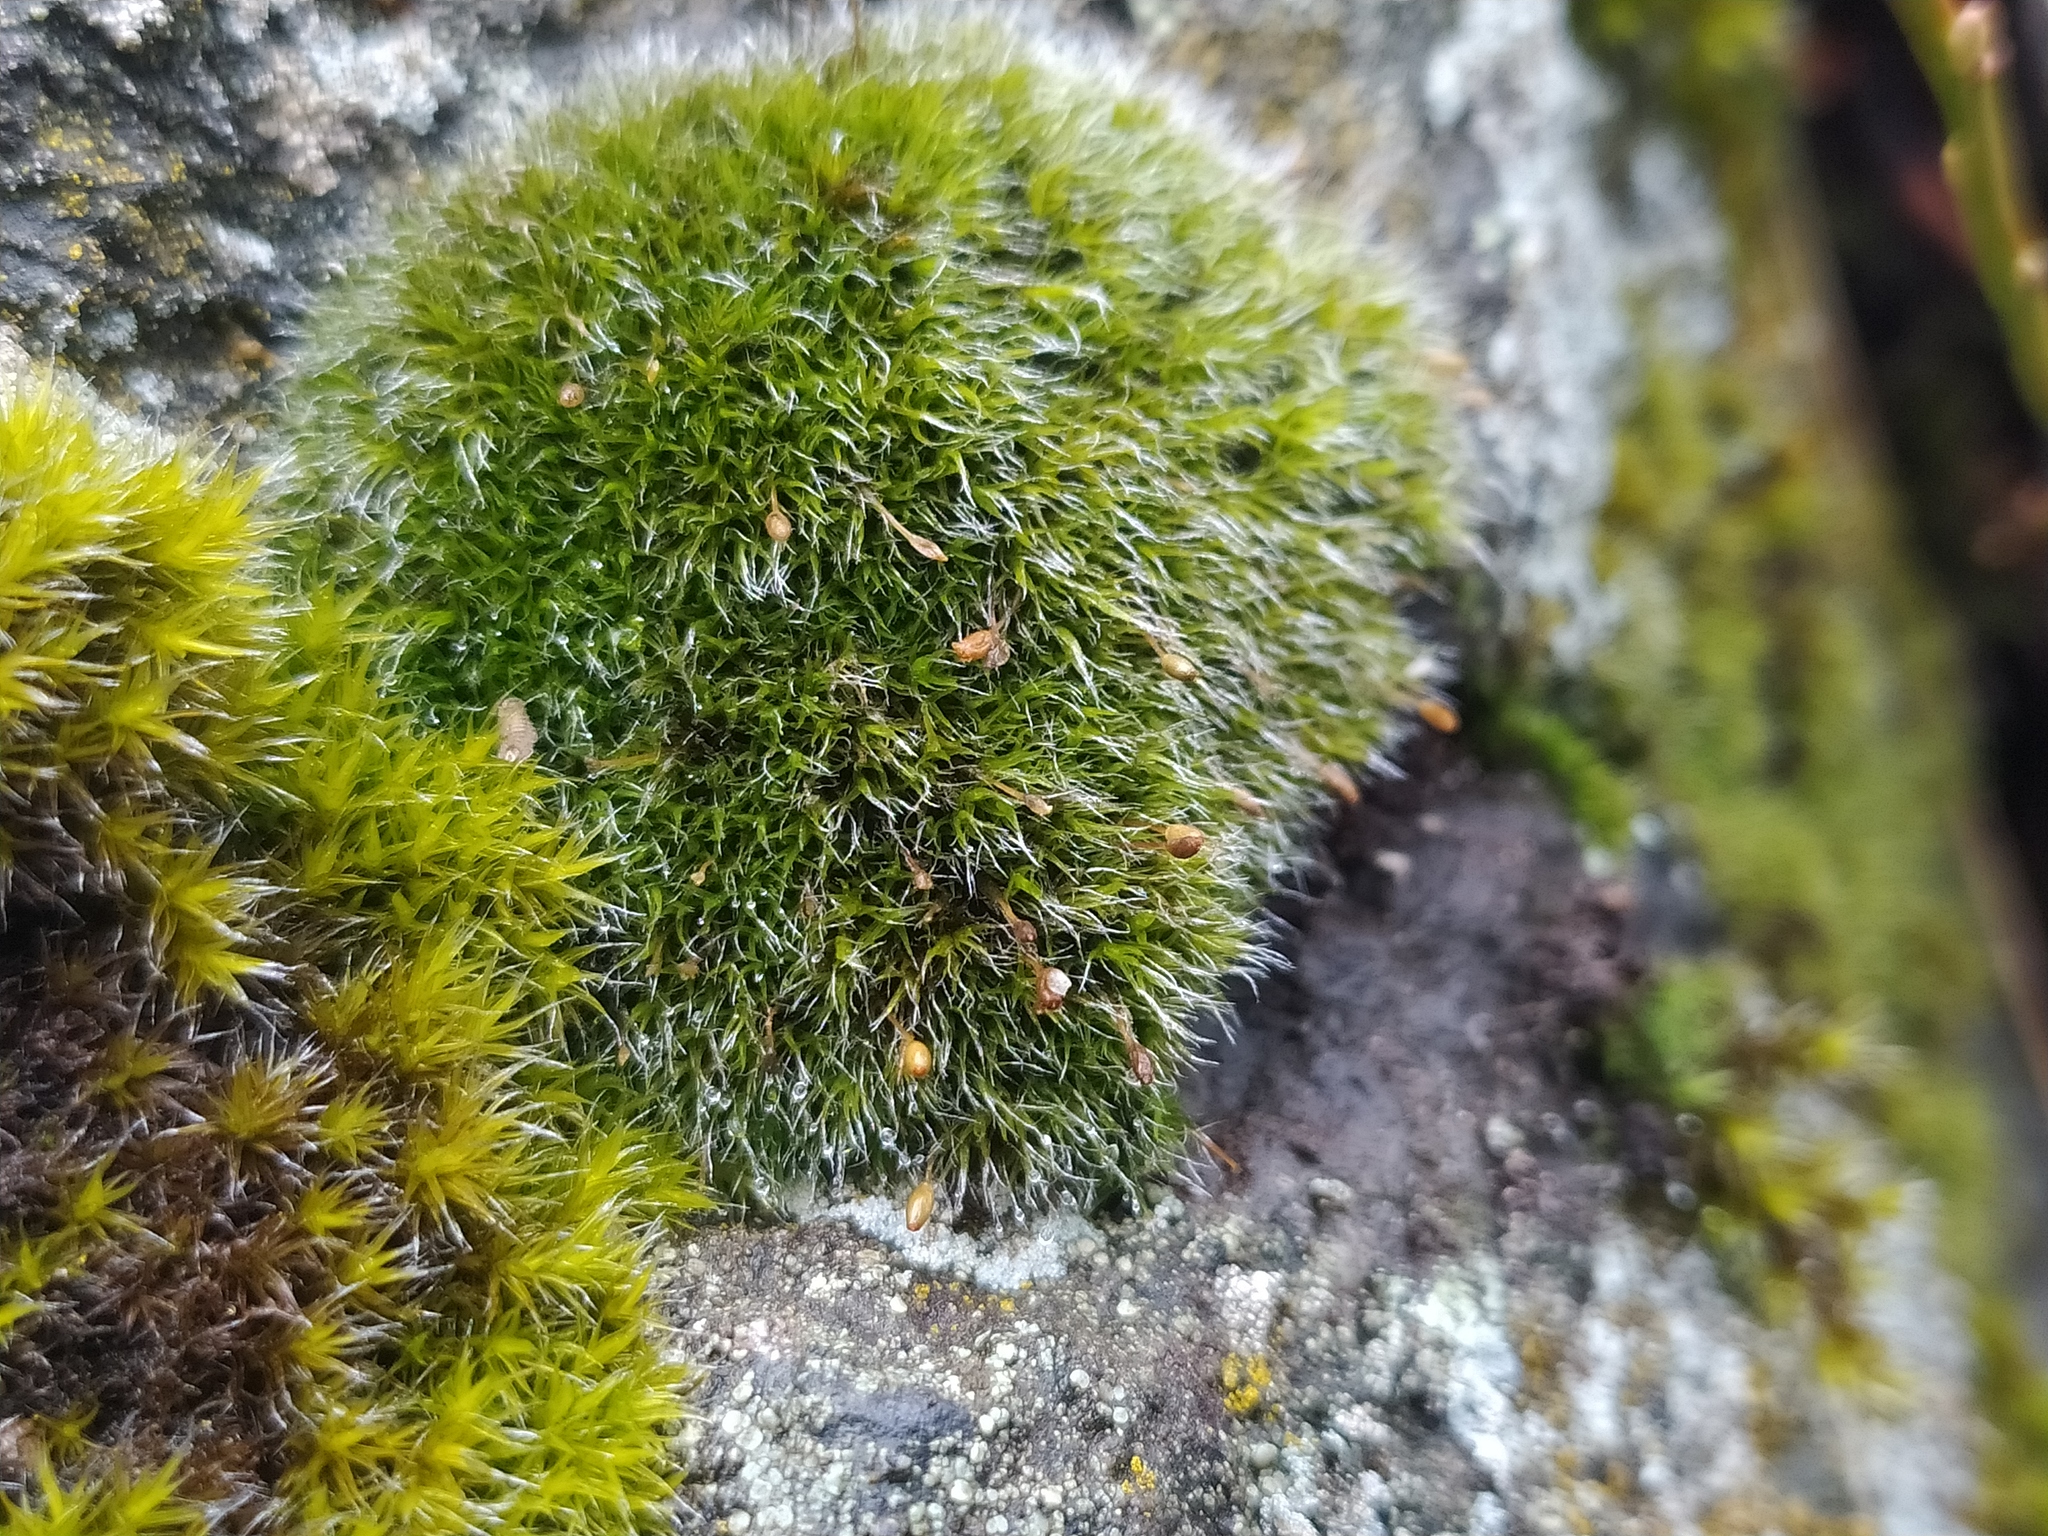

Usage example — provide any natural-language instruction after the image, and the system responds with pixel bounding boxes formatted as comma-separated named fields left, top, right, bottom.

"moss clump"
left=0, top=379, right=696, bottom=1534
left=280, top=13, right=1445, bottom=1210
left=1604, top=957, right=1905, bottom=1378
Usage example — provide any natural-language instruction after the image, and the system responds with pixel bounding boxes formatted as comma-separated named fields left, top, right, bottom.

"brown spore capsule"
left=556, top=380, right=587, bottom=408
left=1416, top=697, right=1460, bottom=734
left=1159, top=652, right=1199, bottom=682
left=880, top=506, right=947, bottom=562
left=1161, top=824, right=1206, bottom=859
left=905, top=1180, right=936, bottom=1232
left=765, top=487, right=792, bottom=543
left=1128, top=1042, right=1157, bottom=1088
left=1318, top=760, right=1362, bottom=805
left=494, top=696, right=538, bottom=763
left=951, top=628, right=999, bottom=664
left=999, top=902, right=1037, bottom=951
left=899, top=1036, right=933, bottom=1079
left=1035, top=966, right=1072, bottom=1013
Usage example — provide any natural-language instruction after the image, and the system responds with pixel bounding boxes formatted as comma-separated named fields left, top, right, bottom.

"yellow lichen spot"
left=168, top=156, right=185, bottom=183
left=999, top=1297, right=1015, bottom=1312
left=67, top=244, right=83, bottom=261
left=1121, top=1454, right=1158, bottom=1493
left=1221, top=1351, right=1270, bottom=1415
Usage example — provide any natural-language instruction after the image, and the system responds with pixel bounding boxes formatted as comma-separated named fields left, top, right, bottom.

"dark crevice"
left=1800, top=0, right=2048, bottom=1355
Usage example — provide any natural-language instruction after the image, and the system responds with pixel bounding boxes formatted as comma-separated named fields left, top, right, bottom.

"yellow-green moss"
left=0, top=378, right=701, bottom=1535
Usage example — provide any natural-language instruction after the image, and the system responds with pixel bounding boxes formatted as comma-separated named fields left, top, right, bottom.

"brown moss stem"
left=1894, top=0, right=2048, bottom=426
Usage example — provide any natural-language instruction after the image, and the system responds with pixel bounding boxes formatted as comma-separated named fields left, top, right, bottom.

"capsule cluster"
left=281, top=11, right=1446, bottom=1212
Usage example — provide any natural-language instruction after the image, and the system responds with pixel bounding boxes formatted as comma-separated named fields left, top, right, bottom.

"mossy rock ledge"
left=0, top=3, right=2035, bottom=1536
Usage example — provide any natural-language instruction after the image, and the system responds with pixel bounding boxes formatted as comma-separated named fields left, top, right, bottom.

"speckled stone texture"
left=0, top=0, right=742, bottom=417
left=662, top=752, right=1976, bottom=1536
left=0, top=3, right=1988, bottom=1534
left=1127, top=0, right=1731, bottom=658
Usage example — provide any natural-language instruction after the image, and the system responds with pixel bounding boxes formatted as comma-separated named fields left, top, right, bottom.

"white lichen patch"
left=1834, top=1181, right=1981, bottom=1536
left=1536, top=1223, right=1771, bottom=1535
left=75, top=0, right=171, bottom=50
left=810, top=1197, right=1099, bottom=1292
left=253, top=8, right=466, bottom=193
left=1213, top=1265, right=1286, bottom=1356
left=1414, top=1258, right=1521, bottom=1490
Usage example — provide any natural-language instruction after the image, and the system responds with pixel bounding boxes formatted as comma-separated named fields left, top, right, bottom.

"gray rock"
left=662, top=767, right=1974, bottom=1536
left=1130, top=0, right=1727, bottom=661
left=0, top=3, right=1985, bottom=1534
left=0, top=0, right=745, bottom=417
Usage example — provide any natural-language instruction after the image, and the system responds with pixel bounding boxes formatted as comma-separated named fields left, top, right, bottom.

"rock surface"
left=0, top=0, right=734, bottom=417
left=664, top=751, right=1976, bottom=1536
left=1129, top=0, right=1730, bottom=659
left=0, top=2, right=1987, bottom=1533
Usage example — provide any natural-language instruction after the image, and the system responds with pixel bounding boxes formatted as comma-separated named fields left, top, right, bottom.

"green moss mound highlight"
left=0, top=380, right=698, bottom=1535
left=280, top=12, right=1445, bottom=1210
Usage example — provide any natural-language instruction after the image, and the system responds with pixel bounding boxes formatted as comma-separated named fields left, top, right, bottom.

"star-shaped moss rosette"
left=0, top=377, right=697, bottom=1535
left=280, top=9, right=1448, bottom=1212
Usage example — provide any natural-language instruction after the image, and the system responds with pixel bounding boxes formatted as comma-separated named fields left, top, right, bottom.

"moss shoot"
left=0, top=378, right=696, bottom=1535
left=280, top=13, right=1445, bottom=1210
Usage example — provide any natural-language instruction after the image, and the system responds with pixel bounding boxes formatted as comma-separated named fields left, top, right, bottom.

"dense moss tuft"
left=280, top=12, right=1446, bottom=1209
left=0, top=379, right=696, bottom=1535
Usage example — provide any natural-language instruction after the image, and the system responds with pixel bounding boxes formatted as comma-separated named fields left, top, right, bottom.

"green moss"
left=0, top=378, right=698, bottom=1534
left=0, top=1462, right=204, bottom=1536
left=1606, top=956, right=1903, bottom=1376
left=1597, top=351, right=1981, bottom=1055
left=1979, top=1295, right=2048, bottom=1534
left=1480, top=701, right=1635, bottom=851
left=278, top=14, right=1445, bottom=1210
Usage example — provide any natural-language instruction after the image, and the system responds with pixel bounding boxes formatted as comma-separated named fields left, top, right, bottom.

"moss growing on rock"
left=1569, top=1, right=2048, bottom=1525
left=0, top=378, right=695, bottom=1535
left=279, top=12, right=1445, bottom=1210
